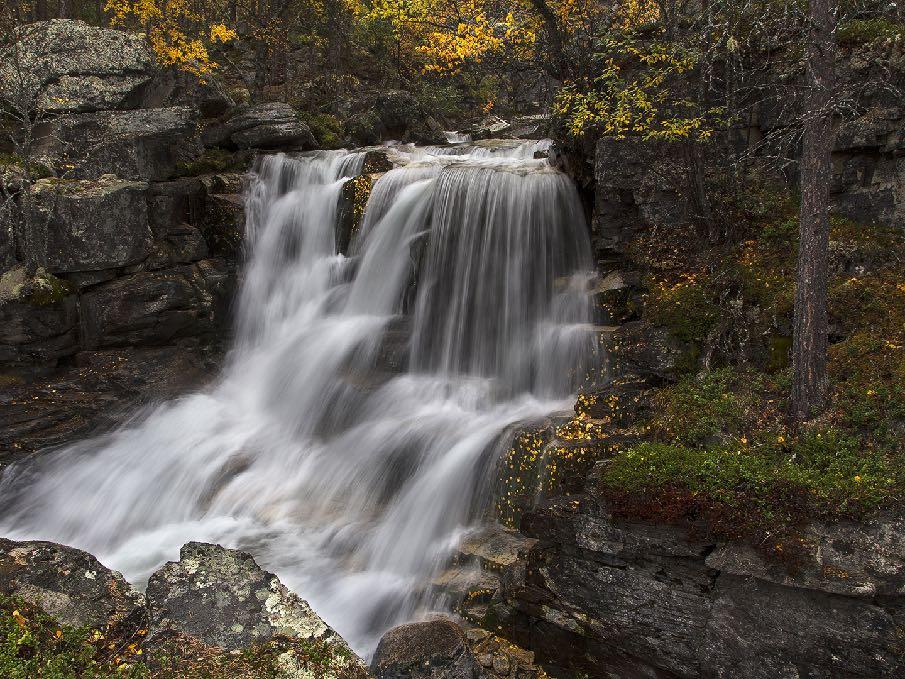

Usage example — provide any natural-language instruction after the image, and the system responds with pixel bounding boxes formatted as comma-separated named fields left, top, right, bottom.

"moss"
left=0, top=595, right=148, bottom=679
left=0, top=153, right=53, bottom=179
left=176, top=148, right=247, bottom=176
left=147, top=633, right=367, bottom=679
left=26, top=271, right=73, bottom=306
left=599, top=430, right=901, bottom=551
left=648, top=369, right=776, bottom=447
left=643, top=274, right=720, bottom=344
left=837, top=18, right=905, bottom=46
left=298, top=112, right=344, bottom=150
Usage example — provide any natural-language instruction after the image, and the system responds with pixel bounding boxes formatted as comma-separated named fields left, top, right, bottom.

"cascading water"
left=0, top=142, right=594, bottom=654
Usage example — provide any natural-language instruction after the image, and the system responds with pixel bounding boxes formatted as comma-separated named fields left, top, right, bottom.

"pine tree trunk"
left=791, top=0, right=835, bottom=423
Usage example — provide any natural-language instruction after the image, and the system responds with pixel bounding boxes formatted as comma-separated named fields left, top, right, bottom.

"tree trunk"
left=790, top=0, right=835, bottom=423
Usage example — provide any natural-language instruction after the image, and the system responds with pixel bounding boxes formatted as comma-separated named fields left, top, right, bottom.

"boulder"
left=375, top=90, right=422, bottom=137
left=203, top=103, right=316, bottom=150
left=347, top=110, right=383, bottom=146
left=373, top=619, right=483, bottom=679
left=146, top=542, right=364, bottom=675
left=35, top=106, right=202, bottom=181
left=0, top=270, right=78, bottom=369
left=467, top=116, right=512, bottom=141
left=0, top=20, right=153, bottom=114
left=33, top=175, right=151, bottom=274
left=79, top=260, right=234, bottom=349
left=0, top=537, right=145, bottom=631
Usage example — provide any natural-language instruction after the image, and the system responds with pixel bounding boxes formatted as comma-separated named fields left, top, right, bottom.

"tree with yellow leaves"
left=104, top=0, right=237, bottom=77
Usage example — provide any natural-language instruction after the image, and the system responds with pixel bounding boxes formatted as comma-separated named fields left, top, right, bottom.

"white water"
left=0, top=142, right=594, bottom=654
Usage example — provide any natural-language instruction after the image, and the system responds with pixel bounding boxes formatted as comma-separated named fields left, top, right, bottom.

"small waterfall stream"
left=0, top=142, right=594, bottom=654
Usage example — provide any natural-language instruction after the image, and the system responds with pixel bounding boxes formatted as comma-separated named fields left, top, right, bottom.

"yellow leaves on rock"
left=105, top=0, right=237, bottom=77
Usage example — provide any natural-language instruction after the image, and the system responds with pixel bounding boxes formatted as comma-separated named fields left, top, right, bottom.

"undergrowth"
left=597, top=184, right=904, bottom=557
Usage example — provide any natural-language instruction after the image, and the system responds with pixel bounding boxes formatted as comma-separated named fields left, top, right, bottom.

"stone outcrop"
left=484, top=484, right=904, bottom=678
left=0, top=538, right=145, bottom=631
left=34, top=106, right=203, bottom=181
left=203, top=102, right=316, bottom=150
left=373, top=619, right=482, bottom=679
left=0, top=538, right=369, bottom=677
left=79, top=260, right=234, bottom=349
left=0, top=20, right=154, bottom=113
left=0, top=19, right=248, bottom=397
left=147, top=542, right=355, bottom=654
left=35, top=176, right=153, bottom=274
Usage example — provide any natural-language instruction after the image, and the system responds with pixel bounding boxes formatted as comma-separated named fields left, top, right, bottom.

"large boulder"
left=373, top=619, right=483, bottom=679
left=203, top=102, right=316, bottom=150
left=34, top=106, right=203, bottom=180
left=0, top=537, right=145, bottom=631
left=145, top=541, right=366, bottom=677
left=79, top=259, right=234, bottom=349
left=33, top=175, right=151, bottom=274
left=0, top=20, right=153, bottom=114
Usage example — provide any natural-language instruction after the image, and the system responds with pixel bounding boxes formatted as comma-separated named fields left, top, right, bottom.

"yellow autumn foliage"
left=105, top=0, right=236, bottom=77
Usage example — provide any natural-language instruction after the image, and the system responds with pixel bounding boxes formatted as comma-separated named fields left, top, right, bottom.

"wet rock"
left=146, top=542, right=361, bottom=667
left=0, top=345, right=221, bottom=465
left=79, top=260, right=234, bottom=349
left=35, top=106, right=202, bottom=181
left=0, top=20, right=153, bottom=114
left=202, top=194, right=246, bottom=258
left=593, top=138, right=687, bottom=259
left=375, top=90, right=422, bottom=137
left=204, top=102, right=316, bottom=150
left=701, top=575, right=900, bottom=679
left=0, top=538, right=145, bottom=631
left=34, top=175, right=151, bottom=274
left=467, top=116, right=512, bottom=141
left=347, top=111, right=383, bottom=146
left=373, top=619, right=483, bottom=679
left=706, top=513, right=905, bottom=598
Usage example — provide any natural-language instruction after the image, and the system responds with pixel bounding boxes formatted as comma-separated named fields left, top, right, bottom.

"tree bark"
left=791, top=0, right=835, bottom=423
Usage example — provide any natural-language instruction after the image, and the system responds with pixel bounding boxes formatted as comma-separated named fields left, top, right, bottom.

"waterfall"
left=0, top=142, right=594, bottom=654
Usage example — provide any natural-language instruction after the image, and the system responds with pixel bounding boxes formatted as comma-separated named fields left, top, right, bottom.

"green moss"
left=299, top=112, right=344, bottom=149
left=644, top=275, right=720, bottom=344
left=648, top=369, right=774, bottom=447
left=176, top=149, right=246, bottom=176
left=0, top=595, right=148, bottom=679
left=0, top=153, right=53, bottom=179
left=837, top=18, right=905, bottom=46
left=600, top=430, right=901, bottom=546
left=26, top=272, right=73, bottom=306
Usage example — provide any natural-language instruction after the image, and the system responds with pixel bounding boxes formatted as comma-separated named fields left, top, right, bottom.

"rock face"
left=35, top=106, right=203, bottom=180
left=146, top=542, right=362, bottom=668
left=0, top=538, right=145, bottom=631
left=373, top=619, right=483, bottom=679
left=36, top=176, right=152, bottom=274
left=493, top=487, right=904, bottom=678
left=79, top=260, right=233, bottom=349
left=0, top=19, right=242, bottom=401
left=0, top=20, right=153, bottom=113
left=204, top=102, right=316, bottom=150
